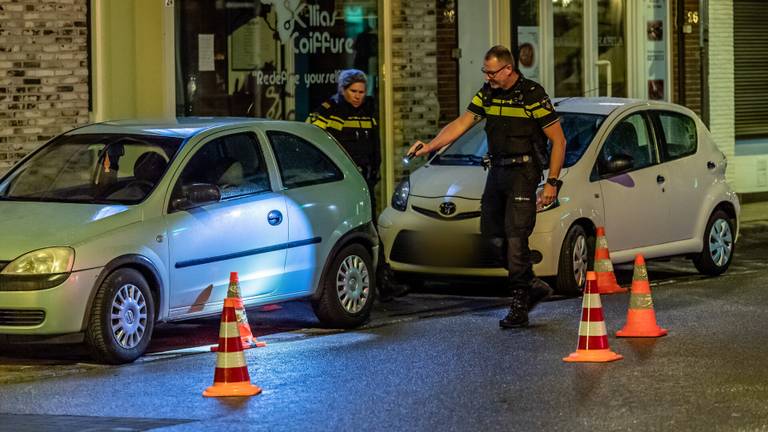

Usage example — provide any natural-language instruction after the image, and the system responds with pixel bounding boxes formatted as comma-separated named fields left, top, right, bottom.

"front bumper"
left=378, top=206, right=560, bottom=278
left=0, top=267, right=101, bottom=335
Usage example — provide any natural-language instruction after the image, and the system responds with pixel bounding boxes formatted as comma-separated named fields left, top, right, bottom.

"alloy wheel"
left=110, top=283, right=148, bottom=349
left=708, top=218, right=733, bottom=267
left=336, top=255, right=371, bottom=314
left=572, top=234, right=588, bottom=289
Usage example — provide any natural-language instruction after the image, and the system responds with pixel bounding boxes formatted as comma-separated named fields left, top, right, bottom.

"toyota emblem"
left=439, top=201, right=457, bottom=216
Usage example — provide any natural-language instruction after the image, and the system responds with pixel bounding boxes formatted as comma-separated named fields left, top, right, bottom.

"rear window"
left=431, top=112, right=605, bottom=168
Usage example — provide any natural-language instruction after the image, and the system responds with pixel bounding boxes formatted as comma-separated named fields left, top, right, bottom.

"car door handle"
left=707, top=161, right=716, bottom=170
left=656, top=175, right=665, bottom=184
left=267, top=210, right=283, bottom=226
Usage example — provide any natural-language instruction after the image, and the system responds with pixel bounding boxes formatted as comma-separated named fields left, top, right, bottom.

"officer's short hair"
left=485, top=45, right=516, bottom=69
left=338, top=69, right=367, bottom=95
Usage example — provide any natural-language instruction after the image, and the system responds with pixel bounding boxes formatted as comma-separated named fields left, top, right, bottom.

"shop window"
left=175, top=0, right=379, bottom=123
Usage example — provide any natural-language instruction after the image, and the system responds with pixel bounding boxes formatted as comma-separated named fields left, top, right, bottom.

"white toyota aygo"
left=378, top=98, right=740, bottom=294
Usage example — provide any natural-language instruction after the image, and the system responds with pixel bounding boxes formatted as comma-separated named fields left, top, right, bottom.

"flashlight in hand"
left=403, top=143, right=424, bottom=165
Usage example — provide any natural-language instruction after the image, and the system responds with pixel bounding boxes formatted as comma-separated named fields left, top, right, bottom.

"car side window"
left=267, top=131, right=343, bottom=188
left=657, top=111, right=697, bottom=160
left=598, top=113, right=658, bottom=174
left=174, top=132, right=271, bottom=201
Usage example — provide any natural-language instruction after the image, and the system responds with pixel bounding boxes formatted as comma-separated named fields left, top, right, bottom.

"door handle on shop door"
left=657, top=175, right=665, bottom=184
left=268, top=210, right=283, bottom=226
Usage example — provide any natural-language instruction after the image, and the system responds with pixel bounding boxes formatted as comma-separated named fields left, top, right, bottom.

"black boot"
left=499, top=289, right=529, bottom=328
left=528, top=277, right=554, bottom=311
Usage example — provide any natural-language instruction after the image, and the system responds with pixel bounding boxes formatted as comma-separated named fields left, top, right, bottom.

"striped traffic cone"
left=616, top=254, right=668, bottom=338
left=203, top=297, right=262, bottom=397
left=212, top=272, right=266, bottom=352
left=563, top=271, right=623, bottom=363
left=594, top=227, right=628, bottom=294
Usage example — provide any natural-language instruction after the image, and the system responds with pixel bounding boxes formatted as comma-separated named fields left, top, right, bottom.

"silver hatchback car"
left=0, top=118, right=378, bottom=363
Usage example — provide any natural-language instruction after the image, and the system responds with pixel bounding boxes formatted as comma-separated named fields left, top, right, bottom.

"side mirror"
left=602, top=153, right=634, bottom=175
left=171, top=183, right=221, bottom=211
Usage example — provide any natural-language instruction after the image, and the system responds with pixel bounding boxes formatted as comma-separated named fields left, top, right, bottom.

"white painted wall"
left=458, top=0, right=493, bottom=107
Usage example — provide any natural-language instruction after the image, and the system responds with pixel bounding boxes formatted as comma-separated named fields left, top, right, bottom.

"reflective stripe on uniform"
left=483, top=105, right=529, bottom=118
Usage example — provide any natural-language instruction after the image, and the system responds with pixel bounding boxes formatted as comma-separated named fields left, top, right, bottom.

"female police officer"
left=407, top=46, right=567, bottom=328
left=308, top=69, right=381, bottom=211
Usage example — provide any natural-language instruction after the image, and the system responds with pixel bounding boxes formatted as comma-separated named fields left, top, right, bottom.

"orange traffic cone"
left=616, top=255, right=668, bottom=338
left=203, top=297, right=262, bottom=397
left=594, top=227, right=628, bottom=294
left=564, top=271, right=623, bottom=363
left=212, top=272, right=266, bottom=352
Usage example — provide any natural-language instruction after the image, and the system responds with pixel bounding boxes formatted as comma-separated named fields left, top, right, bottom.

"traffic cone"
left=212, top=272, right=266, bottom=352
left=616, top=254, right=668, bottom=338
left=594, top=227, right=628, bottom=294
left=563, top=271, right=623, bottom=363
left=203, top=297, right=262, bottom=397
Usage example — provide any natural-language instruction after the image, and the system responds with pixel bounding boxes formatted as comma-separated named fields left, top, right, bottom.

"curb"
left=739, top=221, right=768, bottom=235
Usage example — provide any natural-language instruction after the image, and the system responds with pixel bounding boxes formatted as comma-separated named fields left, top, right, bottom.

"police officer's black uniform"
left=308, top=94, right=381, bottom=211
left=467, top=75, right=559, bottom=327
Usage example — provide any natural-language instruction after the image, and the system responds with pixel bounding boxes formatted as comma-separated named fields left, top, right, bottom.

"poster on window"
left=517, top=26, right=539, bottom=83
left=646, top=0, right=667, bottom=100
left=227, top=0, right=379, bottom=120
left=177, top=1, right=378, bottom=120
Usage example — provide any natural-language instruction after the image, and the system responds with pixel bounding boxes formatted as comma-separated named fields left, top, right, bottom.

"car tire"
left=693, top=209, right=735, bottom=276
left=85, top=268, right=155, bottom=364
left=556, top=225, right=592, bottom=295
left=312, top=243, right=375, bottom=328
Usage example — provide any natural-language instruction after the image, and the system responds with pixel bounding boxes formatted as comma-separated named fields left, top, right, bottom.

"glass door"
left=545, top=0, right=627, bottom=98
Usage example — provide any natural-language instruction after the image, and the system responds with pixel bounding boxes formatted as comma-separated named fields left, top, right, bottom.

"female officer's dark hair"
left=337, top=69, right=367, bottom=95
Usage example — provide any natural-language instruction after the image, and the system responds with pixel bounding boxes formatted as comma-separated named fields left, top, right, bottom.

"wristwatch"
left=546, top=177, right=563, bottom=188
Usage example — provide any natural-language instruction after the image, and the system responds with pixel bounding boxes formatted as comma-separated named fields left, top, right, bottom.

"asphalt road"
left=0, top=225, right=766, bottom=431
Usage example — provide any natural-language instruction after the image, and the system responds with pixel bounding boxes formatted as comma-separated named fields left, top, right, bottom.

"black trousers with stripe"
left=480, top=163, right=541, bottom=291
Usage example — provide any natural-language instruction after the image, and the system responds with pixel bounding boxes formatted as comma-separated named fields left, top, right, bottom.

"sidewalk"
left=740, top=200, right=768, bottom=233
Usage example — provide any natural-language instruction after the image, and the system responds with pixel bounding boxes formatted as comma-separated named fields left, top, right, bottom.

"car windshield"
left=431, top=112, right=606, bottom=168
left=0, top=133, right=183, bottom=204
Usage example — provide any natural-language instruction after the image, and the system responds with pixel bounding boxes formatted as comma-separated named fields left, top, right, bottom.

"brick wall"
left=0, top=0, right=89, bottom=175
left=671, top=0, right=703, bottom=118
left=390, top=0, right=441, bottom=178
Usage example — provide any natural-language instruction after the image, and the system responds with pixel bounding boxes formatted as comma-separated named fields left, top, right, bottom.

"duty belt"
left=482, top=154, right=533, bottom=169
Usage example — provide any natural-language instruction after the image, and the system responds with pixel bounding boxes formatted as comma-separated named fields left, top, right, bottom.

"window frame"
left=168, top=131, right=273, bottom=213
left=592, top=110, right=661, bottom=180
left=265, top=130, right=344, bottom=190
left=649, top=110, right=698, bottom=162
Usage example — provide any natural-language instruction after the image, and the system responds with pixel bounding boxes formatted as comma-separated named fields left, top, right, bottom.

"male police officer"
left=408, top=45, right=566, bottom=328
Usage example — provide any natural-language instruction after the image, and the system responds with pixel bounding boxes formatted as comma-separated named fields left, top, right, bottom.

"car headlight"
left=391, top=178, right=410, bottom=211
left=2, top=247, right=75, bottom=275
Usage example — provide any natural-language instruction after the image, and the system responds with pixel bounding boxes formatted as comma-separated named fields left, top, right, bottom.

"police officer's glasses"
left=481, top=64, right=510, bottom=78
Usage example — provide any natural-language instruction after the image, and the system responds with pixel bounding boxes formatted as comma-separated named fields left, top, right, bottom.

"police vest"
left=467, top=77, right=559, bottom=165
left=307, top=95, right=379, bottom=166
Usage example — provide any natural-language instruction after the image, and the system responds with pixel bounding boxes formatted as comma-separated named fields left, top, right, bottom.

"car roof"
left=553, top=97, right=651, bottom=116
left=66, top=117, right=278, bottom=139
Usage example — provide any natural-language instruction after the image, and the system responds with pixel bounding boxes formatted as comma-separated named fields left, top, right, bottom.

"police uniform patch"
left=541, top=98, right=554, bottom=112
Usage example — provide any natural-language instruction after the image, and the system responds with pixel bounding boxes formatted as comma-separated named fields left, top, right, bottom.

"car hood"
left=409, top=164, right=568, bottom=199
left=0, top=201, right=140, bottom=260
